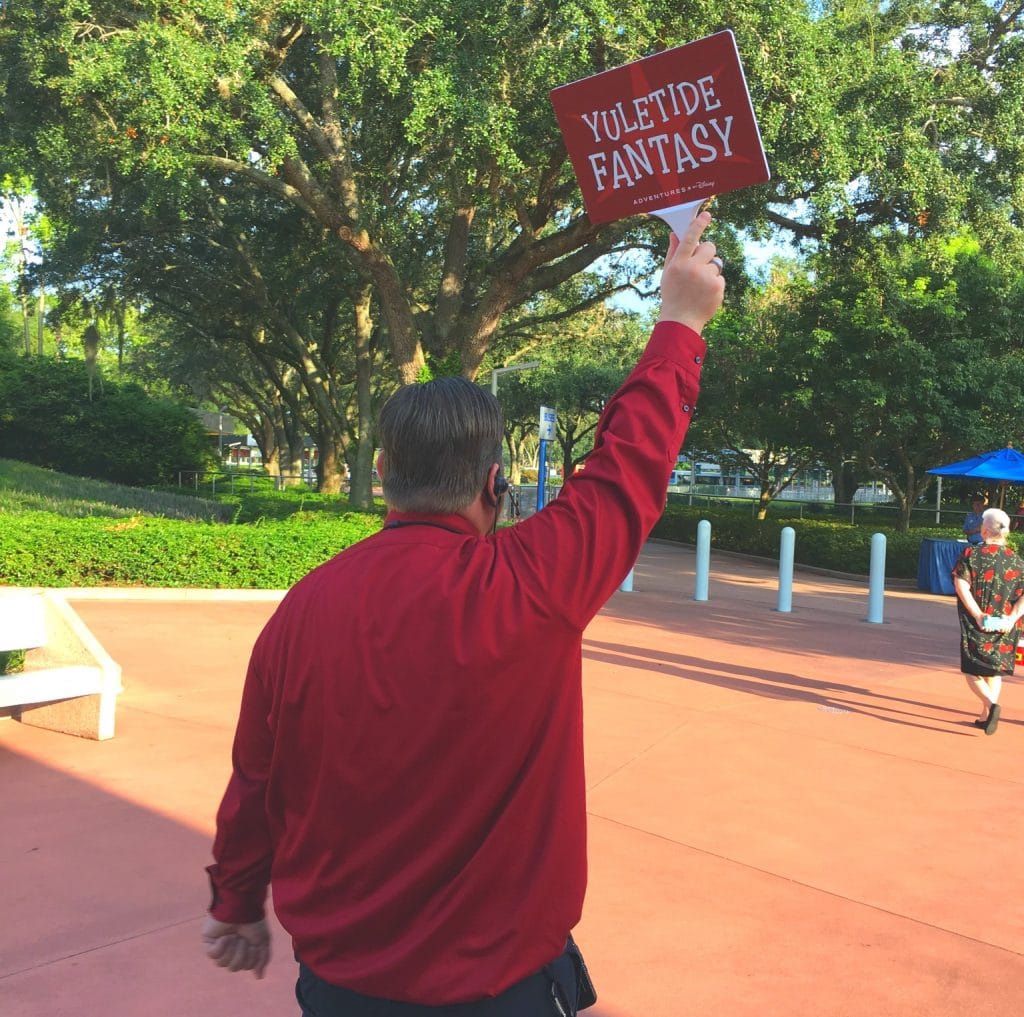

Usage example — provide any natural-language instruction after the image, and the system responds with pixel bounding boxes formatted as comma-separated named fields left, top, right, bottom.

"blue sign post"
left=537, top=440, right=549, bottom=510
left=537, top=406, right=556, bottom=510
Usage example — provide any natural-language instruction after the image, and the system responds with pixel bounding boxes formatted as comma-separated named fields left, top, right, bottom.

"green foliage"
left=0, top=457, right=384, bottom=587
left=789, top=231, right=1024, bottom=525
left=0, top=354, right=215, bottom=485
left=205, top=485, right=387, bottom=524
left=5, top=3, right=1024, bottom=562
left=0, top=649, right=26, bottom=675
left=0, top=285, right=20, bottom=354
left=490, top=296, right=647, bottom=475
left=0, top=453, right=989, bottom=586
left=0, top=511, right=382, bottom=588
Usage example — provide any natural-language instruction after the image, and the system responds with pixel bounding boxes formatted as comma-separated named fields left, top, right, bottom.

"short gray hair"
left=377, top=377, right=503, bottom=513
left=981, top=507, right=1011, bottom=540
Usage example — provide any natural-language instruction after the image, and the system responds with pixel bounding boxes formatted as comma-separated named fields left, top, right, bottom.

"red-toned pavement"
left=2, top=541, right=1022, bottom=1016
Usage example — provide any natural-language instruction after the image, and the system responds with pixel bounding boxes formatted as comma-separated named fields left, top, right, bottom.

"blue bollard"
left=619, top=568, right=634, bottom=593
left=694, top=519, right=711, bottom=601
left=867, top=532, right=886, bottom=623
left=777, top=526, right=795, bottom=612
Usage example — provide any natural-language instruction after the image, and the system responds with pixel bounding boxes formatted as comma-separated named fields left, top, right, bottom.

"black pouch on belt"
left=566, top=934, right=597, bottom=1009
left=547, top=933, right=597, bottom=1014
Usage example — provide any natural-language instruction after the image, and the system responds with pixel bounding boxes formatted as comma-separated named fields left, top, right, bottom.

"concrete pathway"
left=1, top=541, right=1022, bottom=1016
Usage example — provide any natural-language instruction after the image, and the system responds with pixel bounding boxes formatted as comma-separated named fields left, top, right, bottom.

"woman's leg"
left=965, top=673, right=994, bottom=720
left=980, top=674, right=1004, bottom=734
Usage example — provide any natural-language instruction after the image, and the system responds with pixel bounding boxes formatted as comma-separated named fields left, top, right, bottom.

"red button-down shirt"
left=208, top=321, right=706, bottom=1003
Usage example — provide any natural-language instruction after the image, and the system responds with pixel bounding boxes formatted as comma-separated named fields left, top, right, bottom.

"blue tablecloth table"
left=917, top=537, right=969, bottom=595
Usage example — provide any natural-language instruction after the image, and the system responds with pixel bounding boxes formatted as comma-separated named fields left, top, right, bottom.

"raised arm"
left=506, top=212, right=725, bottom=628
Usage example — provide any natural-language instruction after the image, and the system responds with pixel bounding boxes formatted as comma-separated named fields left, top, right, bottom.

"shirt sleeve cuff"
left=644, top=320, right=708, bottom=370
left=206, top=864, right=267, bottom=924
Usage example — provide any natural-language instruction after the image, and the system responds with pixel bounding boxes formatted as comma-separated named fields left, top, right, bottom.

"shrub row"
left=650, top=504, right=991, bottom=578
left=1, top=512, right=383, bottom=588
left=3, top=494, right=984, bottom=589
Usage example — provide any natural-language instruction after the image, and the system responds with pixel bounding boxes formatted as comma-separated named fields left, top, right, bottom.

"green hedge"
left=2, top=488, right=998, bottom=588
left=650, top=504, right=1006, bottom=578
left=0, top=354, right=214, bottom=486
left=1, top=511, right=383, bottom=588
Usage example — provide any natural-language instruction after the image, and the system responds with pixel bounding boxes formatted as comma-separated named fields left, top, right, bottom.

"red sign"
left=550, top=30, right=770, bottom=225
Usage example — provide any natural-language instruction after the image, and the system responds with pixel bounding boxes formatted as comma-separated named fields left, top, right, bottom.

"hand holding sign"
left=657, top=210, right=725, bottom=333
left=550, top=30, right=769, bottom=239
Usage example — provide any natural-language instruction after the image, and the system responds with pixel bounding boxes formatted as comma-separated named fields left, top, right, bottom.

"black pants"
left=296, top=945, right=579, bottom=1017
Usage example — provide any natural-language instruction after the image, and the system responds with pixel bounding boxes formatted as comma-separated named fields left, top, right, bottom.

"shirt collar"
left=383, top=510, right=480, bottom=537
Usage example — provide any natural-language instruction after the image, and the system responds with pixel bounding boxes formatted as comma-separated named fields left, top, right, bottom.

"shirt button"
left=682, top=403, right=691, bottom=413
left=694, top=355, right=702, bottom=364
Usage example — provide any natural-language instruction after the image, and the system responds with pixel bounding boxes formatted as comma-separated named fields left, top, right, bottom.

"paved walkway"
left=1, top=541, right=1022, bottom=1016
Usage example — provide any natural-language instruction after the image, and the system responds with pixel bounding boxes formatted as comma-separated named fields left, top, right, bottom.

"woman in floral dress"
left=952, top=507, right=1024, bottom=735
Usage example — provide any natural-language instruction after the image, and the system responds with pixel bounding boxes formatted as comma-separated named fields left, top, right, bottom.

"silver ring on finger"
left=711, top=256, right=723, bottom=272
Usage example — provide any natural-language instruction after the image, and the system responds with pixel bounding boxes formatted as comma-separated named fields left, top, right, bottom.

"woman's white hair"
left=981, top=507, right=1011, bottom=538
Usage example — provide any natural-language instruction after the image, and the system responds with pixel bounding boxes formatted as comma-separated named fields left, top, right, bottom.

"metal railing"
left=173, top=472, right=977, bottom=534
left=668, top=491, right=975, bottom=530
left=174, top=469, right=317, bottom=496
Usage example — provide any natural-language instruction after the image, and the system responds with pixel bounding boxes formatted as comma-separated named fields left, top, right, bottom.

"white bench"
left=0, top=590, right=122, bottom=740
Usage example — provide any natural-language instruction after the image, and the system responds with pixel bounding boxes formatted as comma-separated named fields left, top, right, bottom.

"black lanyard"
left=383, top=520, right=464, bottom=535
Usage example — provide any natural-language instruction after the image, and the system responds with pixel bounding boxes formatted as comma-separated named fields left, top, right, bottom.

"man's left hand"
left=201, top=914, right=271, bottom=979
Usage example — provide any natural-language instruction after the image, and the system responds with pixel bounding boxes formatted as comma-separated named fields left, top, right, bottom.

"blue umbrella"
left=927, top=446, right=1024, bottom=482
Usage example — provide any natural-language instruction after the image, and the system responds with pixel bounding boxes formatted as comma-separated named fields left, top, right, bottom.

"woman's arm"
left=953, top=575, right=984, bottom=626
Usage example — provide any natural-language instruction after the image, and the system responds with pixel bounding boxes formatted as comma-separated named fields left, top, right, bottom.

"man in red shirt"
left=202, top=212, right=724, bottom=1015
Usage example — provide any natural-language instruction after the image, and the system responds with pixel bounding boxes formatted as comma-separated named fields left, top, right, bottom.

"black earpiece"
left=493, top=473, right=509, bottom=500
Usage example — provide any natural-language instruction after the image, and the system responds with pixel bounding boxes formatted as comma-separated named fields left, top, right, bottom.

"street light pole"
left=490, top=361, right=540, bottom=397
left=217, top=405, right=228, bottom=464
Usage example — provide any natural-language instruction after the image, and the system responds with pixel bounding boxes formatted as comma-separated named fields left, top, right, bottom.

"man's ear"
left=486, top=462, right=507, bottom=505
left=376, top=451, right=386, bottom=482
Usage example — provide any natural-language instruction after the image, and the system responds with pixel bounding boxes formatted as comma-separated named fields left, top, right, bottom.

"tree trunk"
left=898, top=500, right=912, bottom=531
left=115, top=304, right=126, bottom=371
left=274, top=384, right=307, bottom=488
left=881, top=454, right=915, bottom=532
left=20, top=291, right=31, bottom=356
left=505, top=431, right=529, bottom=485
left=755, top=460, right=775, bottom=520
left=36, top=285, right=45, bottom=356
left=829, top=456, right=861, bottom=505
left=258, top=416, right=281, bottom=478
left=83, top=322, right=101, bottom=401
left=348, top=284, right=375, bottom=510
left=284, top=429, right=305, bottom=488
left=317, top=434, right=345, bottom=495
left=336, top=225, right=426, bottom=384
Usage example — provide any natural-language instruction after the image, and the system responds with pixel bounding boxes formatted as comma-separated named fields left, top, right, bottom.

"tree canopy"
left=3, top=2, right=1024, bottom=504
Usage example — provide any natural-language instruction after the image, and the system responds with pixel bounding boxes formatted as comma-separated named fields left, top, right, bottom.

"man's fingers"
left=674, top=209, right=712, bottom=259
left=204, top=934, right=234, bottom=961
left=662, top=232, right=680, bottom=269
left=693, top=240, right=721, bottom=271
left=214, top=935, right=243, bottom=968
left=204, top=917, right=271, bottom=977
left=225, top=936, right=250, bottom=971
